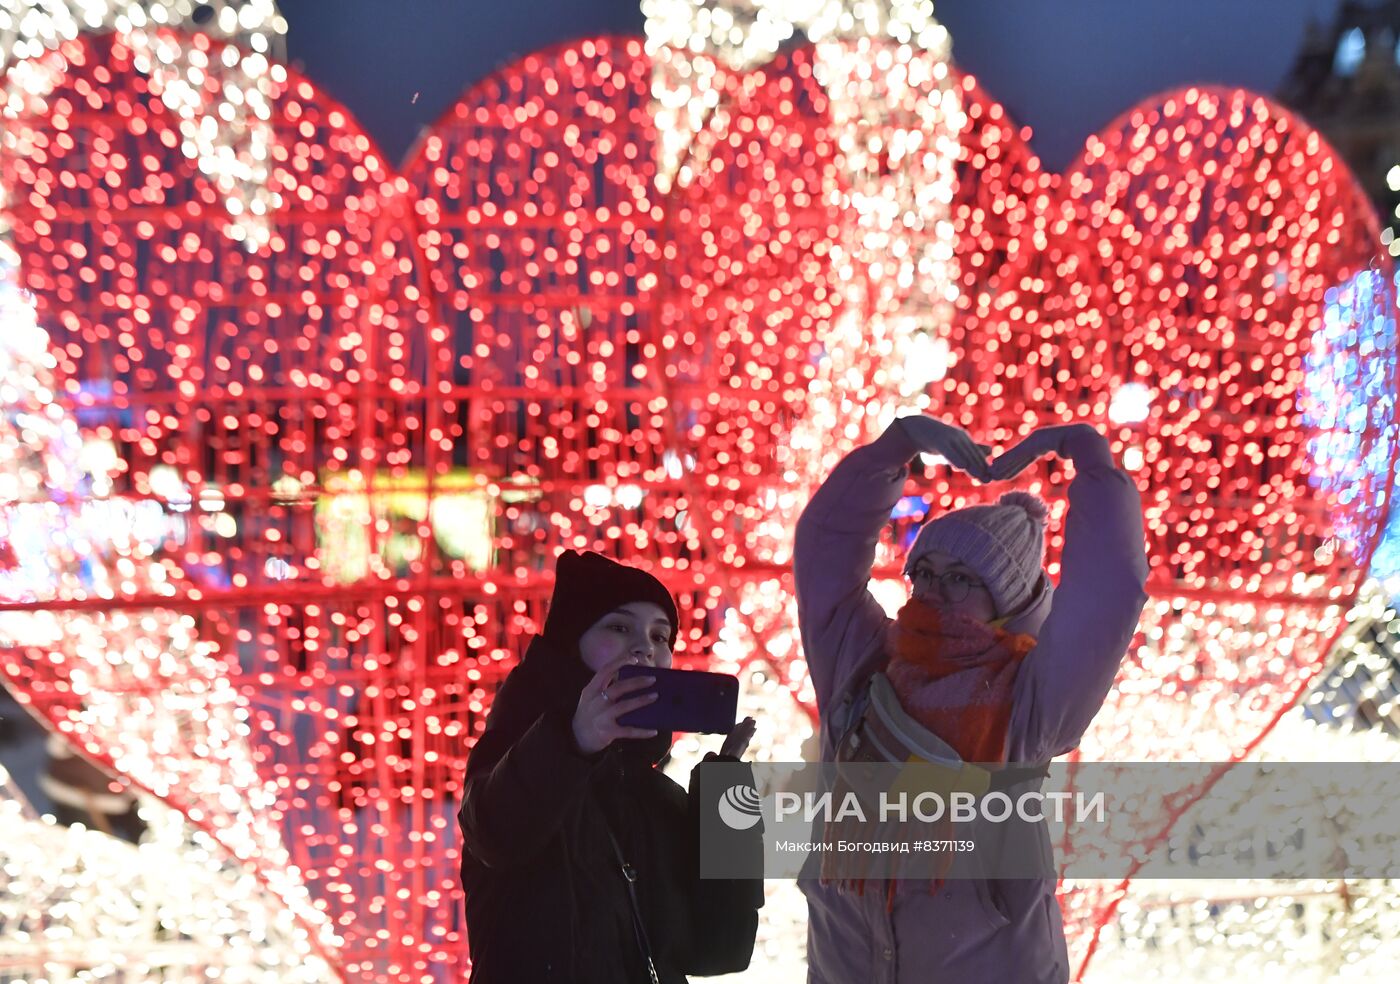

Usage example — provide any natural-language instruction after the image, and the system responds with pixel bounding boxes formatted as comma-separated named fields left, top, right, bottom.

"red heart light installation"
left=652, top=49, right=1396, bottom=974
left=2, top=30, right=841, bottom=980
left=934, top=72, right=1398, bottom=974
left=1, top=30, right=451, bottom=981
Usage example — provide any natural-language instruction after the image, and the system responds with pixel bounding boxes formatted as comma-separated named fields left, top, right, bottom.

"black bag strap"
left=988, top=762, right=1051, bottom=791
left=600, top=812, right=662, bottom=984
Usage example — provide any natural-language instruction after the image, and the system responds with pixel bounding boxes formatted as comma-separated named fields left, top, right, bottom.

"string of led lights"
left=0, top=764, right=337, bottom=982
left=1086, top=585, right=1400, bottom=982
left=0, top=249, right=337, bottom=979
left=0, top=1, right=287, bottom=247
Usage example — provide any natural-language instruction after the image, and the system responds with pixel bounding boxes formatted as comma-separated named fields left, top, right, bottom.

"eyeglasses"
left=905, top=564, right=986, bottom=603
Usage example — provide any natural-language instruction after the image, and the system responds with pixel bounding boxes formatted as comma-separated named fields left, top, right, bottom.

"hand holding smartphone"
left=615, top=665, right=739, bottom=735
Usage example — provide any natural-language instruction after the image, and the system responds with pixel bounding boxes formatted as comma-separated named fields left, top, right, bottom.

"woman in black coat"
left=459, top=550, right=764, bottom=982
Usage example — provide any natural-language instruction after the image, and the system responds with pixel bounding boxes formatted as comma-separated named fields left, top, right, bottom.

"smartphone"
left=615, top=665, right=739, bottom=735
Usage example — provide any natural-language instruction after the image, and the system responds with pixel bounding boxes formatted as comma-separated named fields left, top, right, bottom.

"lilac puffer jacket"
left=794, top=422, right=1149, bottom=984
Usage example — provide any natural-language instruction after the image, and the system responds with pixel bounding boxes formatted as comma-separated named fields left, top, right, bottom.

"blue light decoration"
left=1305, top=269, right=1400, bottom=599
left=892, top=494, right=931, bottom=553
left=1371, top=490, right=1400, bottom=600
left=891, top=494, right=929, bottom=522
left=1335, top=26, right=1367, bottom=77
left=0, top=264, right=182, bottom=599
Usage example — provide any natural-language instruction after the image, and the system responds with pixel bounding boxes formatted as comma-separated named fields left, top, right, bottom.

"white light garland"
left=0, top=1, right=288, bottom=248
left=643, top=1, right=948, bottom=192
left=1085, top=583, right=1400, bottom=980
left=0, top=258, right=339, bottom=978
left=0, top=764, right=335, bottom=982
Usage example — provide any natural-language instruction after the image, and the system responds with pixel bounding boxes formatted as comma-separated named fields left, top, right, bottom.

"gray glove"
left=894, top=415, right=993, bottom=482
left=987, top=423, right=1114, bottom=480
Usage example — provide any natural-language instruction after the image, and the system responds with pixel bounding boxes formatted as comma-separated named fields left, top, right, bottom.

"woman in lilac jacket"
left=794, top=415, right=1149, bottom=983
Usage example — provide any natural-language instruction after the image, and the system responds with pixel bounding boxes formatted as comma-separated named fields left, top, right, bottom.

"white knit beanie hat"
left=905, top=491, right=1050, bottom=617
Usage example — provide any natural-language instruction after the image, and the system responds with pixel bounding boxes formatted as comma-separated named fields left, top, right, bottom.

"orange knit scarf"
left=885, top=598, right=1037, bottom=765
left=819, top=600, right=1039, bottom=908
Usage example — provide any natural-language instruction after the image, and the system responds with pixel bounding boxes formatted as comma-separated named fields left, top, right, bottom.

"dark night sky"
left=277, top=0, right=1345, bottom=171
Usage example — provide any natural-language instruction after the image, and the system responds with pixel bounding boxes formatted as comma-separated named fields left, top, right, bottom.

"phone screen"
left=615, top=665, right=739, bottom=735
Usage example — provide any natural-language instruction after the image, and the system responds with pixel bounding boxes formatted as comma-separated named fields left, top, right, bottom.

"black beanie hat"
left=541, top=550, right=680, bottom=652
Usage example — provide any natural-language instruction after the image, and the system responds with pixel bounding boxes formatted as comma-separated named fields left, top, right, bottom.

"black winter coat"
left=459, top=638, right=764, bottom=983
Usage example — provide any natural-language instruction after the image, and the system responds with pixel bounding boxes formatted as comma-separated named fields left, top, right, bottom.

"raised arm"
left=794, top=416, right=990, bottom=711
left=995, top=425, right=1151, bottom=762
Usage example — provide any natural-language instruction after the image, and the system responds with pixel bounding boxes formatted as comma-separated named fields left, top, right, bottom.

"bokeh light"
left=0, top=19, right=1397, bottom=984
